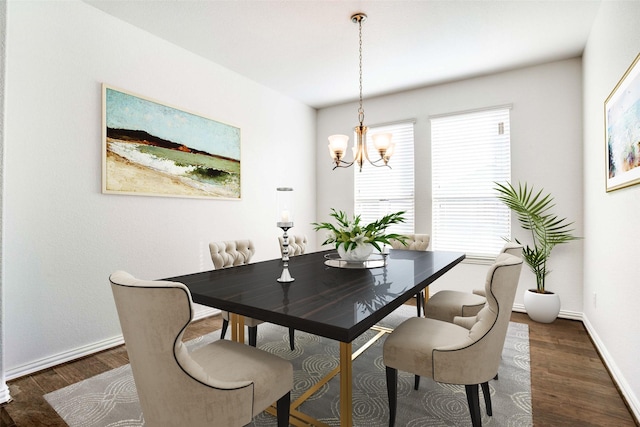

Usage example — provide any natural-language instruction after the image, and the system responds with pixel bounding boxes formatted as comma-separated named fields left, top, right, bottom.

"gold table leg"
left=339, top=342, right=353, bottom=427
left=229, top=312, right=245, bottom=344
left=265, top=326, right=392, bottom=426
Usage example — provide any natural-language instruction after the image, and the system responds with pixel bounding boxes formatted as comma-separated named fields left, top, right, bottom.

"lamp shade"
left=328, top=134, right=349, bottom=154
left=372, top=133, right=392, bottom=151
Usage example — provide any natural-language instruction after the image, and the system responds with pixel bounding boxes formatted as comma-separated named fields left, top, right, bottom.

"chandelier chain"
left=358, top=17, right=364, bottom=125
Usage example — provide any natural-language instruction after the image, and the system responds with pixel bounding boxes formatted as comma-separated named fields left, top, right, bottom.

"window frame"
left=430, top=106, right=512, bottom=260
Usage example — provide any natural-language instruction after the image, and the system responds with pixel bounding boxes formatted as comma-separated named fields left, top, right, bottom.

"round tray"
left=323, top=252, right=387, bottom=269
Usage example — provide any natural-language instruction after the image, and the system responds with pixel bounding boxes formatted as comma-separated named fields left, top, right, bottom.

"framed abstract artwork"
left=102, top=84, right=241, bottom=199
left=605, top=52, right=640, bottom=192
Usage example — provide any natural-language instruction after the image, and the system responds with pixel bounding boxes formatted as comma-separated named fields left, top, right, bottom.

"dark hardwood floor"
left=1, top=308, right=637, bottom=426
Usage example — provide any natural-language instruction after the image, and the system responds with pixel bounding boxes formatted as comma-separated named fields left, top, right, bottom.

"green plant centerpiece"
left=495, top=181, right=580, bottom=295
left=312, top=209, right=407, bottom=261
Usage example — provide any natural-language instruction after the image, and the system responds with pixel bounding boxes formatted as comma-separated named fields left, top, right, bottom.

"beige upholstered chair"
left=389, top=234, right=430, bottom=251
left=424, top=242, right=523, bottom=323
left=279, top=234, right=308, bottom=257
left=209, top=240, right=263, bottom=346
left=383, top=253, right=523, bottom=427
left=473, top=242, right=523, bottom=297
left=389, top=234, right=430, bottom=317
left=110, top=271, right=293, bottom=427
left=277, top=236, right=308, bottom=350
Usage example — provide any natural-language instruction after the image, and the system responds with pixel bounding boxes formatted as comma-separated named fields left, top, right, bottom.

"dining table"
left=164, top=248, right=465, bottom=427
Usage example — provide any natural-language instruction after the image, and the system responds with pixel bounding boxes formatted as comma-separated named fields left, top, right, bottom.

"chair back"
left=279, top=235, right=308, bottom=256
left=110, top=271, right=254, bottom=426
left=209, top=240, right=255, bottom=269
left=472, top=242, right=524, bottom=298
left=501, top=241, right=523, bottom=257
left=432, top=253, right=522, bottom=384
left=389, top=234, right=430, bottom=251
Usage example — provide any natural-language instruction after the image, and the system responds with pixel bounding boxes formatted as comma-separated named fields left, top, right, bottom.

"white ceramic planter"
left=523, top=289, right=561, bottom=323
left=337, top=243, right=374, bottom=262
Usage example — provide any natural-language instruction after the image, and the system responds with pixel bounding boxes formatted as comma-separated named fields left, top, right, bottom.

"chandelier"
left=328, top=13, right=394, bottom=172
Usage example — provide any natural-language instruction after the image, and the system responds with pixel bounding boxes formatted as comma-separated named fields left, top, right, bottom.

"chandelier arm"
left=360, top=128, right=374, bottom=164
left=358, top=125, right=391, bottom=169
left=332, top=159, right=356, bottom=170
left=332, top=153, right=390, bottom=169
left=334, top=159, right=390, bottom=170
left=362, top=143, right=391, bottom=168
left=368, top=159, right=392, bottom=167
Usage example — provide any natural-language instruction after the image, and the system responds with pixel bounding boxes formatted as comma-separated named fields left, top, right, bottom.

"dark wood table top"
left=166, top=249, right=465, bottom=342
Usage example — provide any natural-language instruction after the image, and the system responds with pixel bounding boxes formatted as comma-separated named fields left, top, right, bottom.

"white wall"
left=2, top=0, right=316, bottom=380
left=0, top=0, right=10, bottom=404
left=317, top=59, right=584, bottom=316
left=582, top=0, right=640, bottom=419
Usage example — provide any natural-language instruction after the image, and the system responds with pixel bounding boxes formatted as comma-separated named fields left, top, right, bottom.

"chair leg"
left=416, top=291, right=423, bottom=317
left=288, top=327, right=295, bottom=351
left=465, top=384, right=482, bottom=427
left=276, top=391, right=291, bottom=427
left=248, top=326, right=258, bottom=347
left=386, top=367, right=398, bottom=427
left=220, top=319, right=229, bottom=340
left=481, top=382, right=492, bottom=416
left=414, top=375, right=420, bottom=390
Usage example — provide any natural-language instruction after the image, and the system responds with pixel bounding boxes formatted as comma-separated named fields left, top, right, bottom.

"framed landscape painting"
left=605, top=52, right=640, bottom=192
left=102, top=84, right=241, bottom=199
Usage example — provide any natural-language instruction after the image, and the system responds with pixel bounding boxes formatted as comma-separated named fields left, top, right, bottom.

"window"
left=354, top=121, right=415, bottom=235
left=431, top=107, right=511, bottom=259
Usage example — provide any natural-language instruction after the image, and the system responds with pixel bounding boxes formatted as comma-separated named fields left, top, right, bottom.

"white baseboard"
left=193, top=306, right=219, bottom=321
left=583, top=315, right=640, bottom=423
left=6, top=307, right=221, bottom=382
left=512, top=303, right=527, bottom=314
left=5, top=335, right=125, bottom=381
left=512, top=303, right=583, bottom=321
left=0, top=381, right=11, bottom=404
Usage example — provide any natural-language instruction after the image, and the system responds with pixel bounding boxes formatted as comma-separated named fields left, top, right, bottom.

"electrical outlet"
left=593, top=292, right=597, bottom=308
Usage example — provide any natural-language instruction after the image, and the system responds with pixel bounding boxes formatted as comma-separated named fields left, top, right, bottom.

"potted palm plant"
left=494, top=182, right=580, bottom=323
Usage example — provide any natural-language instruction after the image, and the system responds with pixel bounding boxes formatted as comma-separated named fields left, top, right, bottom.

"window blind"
left=354, top=121, right=415, bottom=235
left=431, top=107, right=511, bottom=259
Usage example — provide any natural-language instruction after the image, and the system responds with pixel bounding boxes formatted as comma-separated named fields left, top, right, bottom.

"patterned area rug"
left=45, top=305, right=531, bottom=426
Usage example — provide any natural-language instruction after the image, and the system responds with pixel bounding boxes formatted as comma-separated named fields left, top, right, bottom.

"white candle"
left=281, top=210, right=290, bottom=222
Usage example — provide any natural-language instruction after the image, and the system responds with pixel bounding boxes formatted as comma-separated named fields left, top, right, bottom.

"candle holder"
left=276, top=187, right=295, bottom=282
left=277, top=222, right=295, bottom=282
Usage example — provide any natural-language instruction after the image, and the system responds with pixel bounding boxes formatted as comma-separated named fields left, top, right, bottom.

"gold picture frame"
left=605, top=52, right=640, bottom=192
left=102, top=84, right=241, bottom=199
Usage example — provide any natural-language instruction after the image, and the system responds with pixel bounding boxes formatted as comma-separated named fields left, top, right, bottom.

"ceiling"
left=84, top=0, right=602, bottom=109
